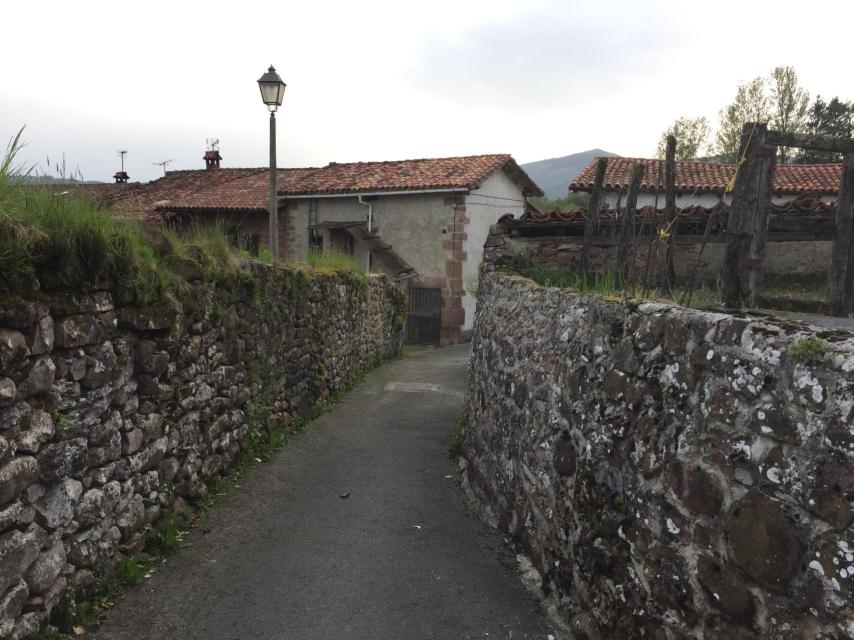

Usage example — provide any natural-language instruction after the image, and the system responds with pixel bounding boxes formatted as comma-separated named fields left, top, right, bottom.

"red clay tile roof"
left=159, top=168, right=318, bottom=211
left=280, top=154, right=543, bottom=196
left=108, top=168, right=320, bottom=222
left=569, top=157, right=843, bottom=196
left=107, top=154, right=542, bottom=223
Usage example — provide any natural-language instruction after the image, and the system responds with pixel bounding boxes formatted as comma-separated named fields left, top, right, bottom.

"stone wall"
left=0, top=263, right=403, bottom=639
left=462, top=271, right=854, bottom=638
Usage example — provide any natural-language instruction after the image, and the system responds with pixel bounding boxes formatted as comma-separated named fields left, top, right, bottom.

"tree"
left=714, top=77, right=770, bottom=162
left=795, top=96, right=854, bottom=163
left=656, top=117, right=711, bottom=160
left=768, top=66, right=810, bottom=162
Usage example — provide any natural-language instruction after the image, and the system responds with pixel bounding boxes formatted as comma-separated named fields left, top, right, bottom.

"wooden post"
left=830, top=152, right=854, bottom=316
left=616, top=163, right=645, bottom=285
left=662, top=135, right=677, bottom=288
left=581, top=157, right=609, bottom=277
left=720, top=122, right=775, bottom=307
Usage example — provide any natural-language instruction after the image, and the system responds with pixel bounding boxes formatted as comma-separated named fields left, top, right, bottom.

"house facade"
left=280, top=155, right=542, bottom=343
left=570, top=157, right=843, bottom=208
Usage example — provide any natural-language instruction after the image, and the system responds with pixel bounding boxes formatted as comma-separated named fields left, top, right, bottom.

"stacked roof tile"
left=570, top=157, right=843, bottom=196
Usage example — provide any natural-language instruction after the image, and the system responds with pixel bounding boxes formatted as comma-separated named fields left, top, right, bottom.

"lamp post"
left=257, top=65, right=287, bottom=260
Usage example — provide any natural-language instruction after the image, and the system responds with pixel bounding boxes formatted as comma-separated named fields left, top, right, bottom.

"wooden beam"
left=662, top=135, right=677, bottom=287
left=581, top=157, right=608, bottom=276
left=830, top=152, right=854, bottom=316
left=766, top=130, right=854, bottom=154
left=616, top=164, right=645, bottom=284
left=721, top=122, right=776, bottom=307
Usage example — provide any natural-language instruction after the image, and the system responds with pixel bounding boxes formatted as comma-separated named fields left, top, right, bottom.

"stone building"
left=570, top=156, right=842, bottom=208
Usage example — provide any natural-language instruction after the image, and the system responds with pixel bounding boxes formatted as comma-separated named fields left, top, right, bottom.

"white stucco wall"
left=464, top=171, right=526, bottom=329
left=287, top=192, right=449, bottom=281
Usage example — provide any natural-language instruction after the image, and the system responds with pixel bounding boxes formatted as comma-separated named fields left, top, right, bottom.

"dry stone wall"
left=0, top=263, right=403, bottom=639
left=463, top=271, right=854, bottom=639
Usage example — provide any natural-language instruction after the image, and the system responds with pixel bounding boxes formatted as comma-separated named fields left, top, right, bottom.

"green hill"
left=522, top=149, right=619, bottom=199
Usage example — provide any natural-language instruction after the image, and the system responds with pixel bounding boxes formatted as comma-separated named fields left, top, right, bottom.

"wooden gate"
left=406, top=287, right=441, bottom=344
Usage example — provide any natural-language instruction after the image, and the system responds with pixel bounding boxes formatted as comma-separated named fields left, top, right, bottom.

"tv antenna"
left=117, top=149, right=128, bottom=172
left=206, top=138, right=220, bottom=151
left=152, top=159, right=174, bottom=175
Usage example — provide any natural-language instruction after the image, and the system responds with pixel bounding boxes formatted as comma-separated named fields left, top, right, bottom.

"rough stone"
left=29, top=317, right=54, bottom=356
left=0, top=378, right=16, bottom=408
left=0, top=403, right=32, bottom=436
left=36, top=438, right=87, bottom=484
left=18, top=357, right=56, bottom=398
left=74, top=488, right=105, bottom=529
left=0, top=579, right=29, bottom=639
left=697, top=555, right=755, bottom=625
left=54, top=313, right=114, bottom=349
left=0, top=302, right=47, bottom=330
left=23, top=541, right=65, bottom=595
left=0, top=458, right=40, bottom=507
left=15, top=411, right=55, bottom=455
left=665, top=461, right=723, bottom=517
left=0, top=330, right=29, bottom=375
left=0, top=528, right=42, bottom=595
left=115, top=495, right=145, bottom=541
left=33, top=478, right=83, bottom=529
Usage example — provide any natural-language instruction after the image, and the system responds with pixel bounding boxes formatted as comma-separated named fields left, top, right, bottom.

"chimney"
left=113, top=171, right=129, bottom=184
left=204, top=138, right=222, bottom=170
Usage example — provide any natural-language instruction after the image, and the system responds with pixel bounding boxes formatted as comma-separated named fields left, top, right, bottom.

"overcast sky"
left=2, top=0, right=851, bottom=182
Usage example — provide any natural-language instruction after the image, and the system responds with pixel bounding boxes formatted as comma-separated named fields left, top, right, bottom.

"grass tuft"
left=306, top=248, right=364, bottom=275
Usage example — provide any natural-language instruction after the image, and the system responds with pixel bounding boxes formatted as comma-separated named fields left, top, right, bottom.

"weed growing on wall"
left=790, top=336, right=827, bottom=364
left=447, top=411, right=467, bottom=459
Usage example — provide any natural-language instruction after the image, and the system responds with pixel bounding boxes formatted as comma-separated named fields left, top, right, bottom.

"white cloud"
left=1, top=0, right=851, bottom=181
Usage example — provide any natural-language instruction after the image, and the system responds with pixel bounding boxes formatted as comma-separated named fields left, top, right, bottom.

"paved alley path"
left=92, top=345, right=556, bottom=640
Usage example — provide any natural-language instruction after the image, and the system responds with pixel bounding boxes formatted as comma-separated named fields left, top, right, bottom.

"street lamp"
left=258, top=65, right=287, bottom=260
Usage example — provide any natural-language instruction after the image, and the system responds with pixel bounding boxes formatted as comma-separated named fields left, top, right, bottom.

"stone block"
left=0, top=579, right=29, bottom=639
left=15, top=410, right=55, bottom=455
left=18, top=356, right=56, bottom=398
left=0, top=378, right=15, bottom=408
left=23, top=540, right=65, bottom=595
left=36, top=438, right=87, bottom=484
left=29, top=316, right=54, bottom=356
left=0, top=528, right=42, bottom=595
left=0, top=458, right=40, bottom=507
left=0, top=330, right=29, bottom=376
left=33, top=478, right=83, bottom=529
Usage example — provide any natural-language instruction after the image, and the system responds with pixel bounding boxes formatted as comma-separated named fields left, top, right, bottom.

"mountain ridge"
left=521, top=148, right=619, bottom=199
